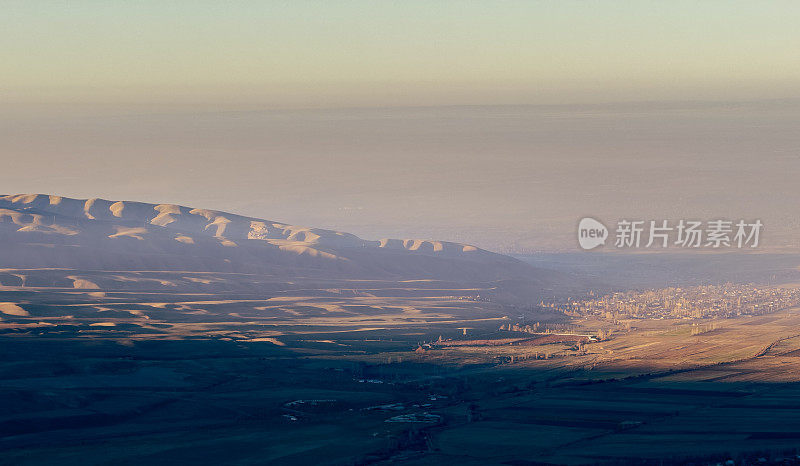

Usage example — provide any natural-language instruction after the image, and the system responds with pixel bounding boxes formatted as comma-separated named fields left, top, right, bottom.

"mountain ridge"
left=0, top=194, right=556, bottom=292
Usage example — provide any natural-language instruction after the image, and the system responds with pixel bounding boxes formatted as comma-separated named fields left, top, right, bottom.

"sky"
left=3, top=1, right=800, bottom=107
left=1, top=2, right=799, bottom=252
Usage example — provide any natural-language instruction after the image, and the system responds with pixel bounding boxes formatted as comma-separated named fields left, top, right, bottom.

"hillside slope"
left=0, top=194, right=558, bottom=291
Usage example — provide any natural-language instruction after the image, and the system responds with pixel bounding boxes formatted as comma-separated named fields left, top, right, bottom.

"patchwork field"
left=5, top=269, right=800, bottom=464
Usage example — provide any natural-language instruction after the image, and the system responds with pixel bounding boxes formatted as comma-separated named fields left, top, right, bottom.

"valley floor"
left=5, top=273, right=800, bottom=464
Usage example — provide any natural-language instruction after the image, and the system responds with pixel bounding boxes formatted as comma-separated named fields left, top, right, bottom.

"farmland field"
left=5, top=279, right=800, bottom=465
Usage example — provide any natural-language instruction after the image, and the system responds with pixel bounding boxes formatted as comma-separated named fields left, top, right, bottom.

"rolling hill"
left=0, top=194, right=563, bottom=297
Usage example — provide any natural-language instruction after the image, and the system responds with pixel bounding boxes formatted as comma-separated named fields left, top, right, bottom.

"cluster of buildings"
left=545, top=283, right=800, bottom=320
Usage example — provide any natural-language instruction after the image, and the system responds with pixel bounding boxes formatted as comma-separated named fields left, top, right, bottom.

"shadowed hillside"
left=0, top=194, right=576, bottom=302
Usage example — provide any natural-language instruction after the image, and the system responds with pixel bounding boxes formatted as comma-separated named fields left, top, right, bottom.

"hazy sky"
left=2, top=2, right=799, bottom=252
left=3, top=1, right=800, bottom=107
